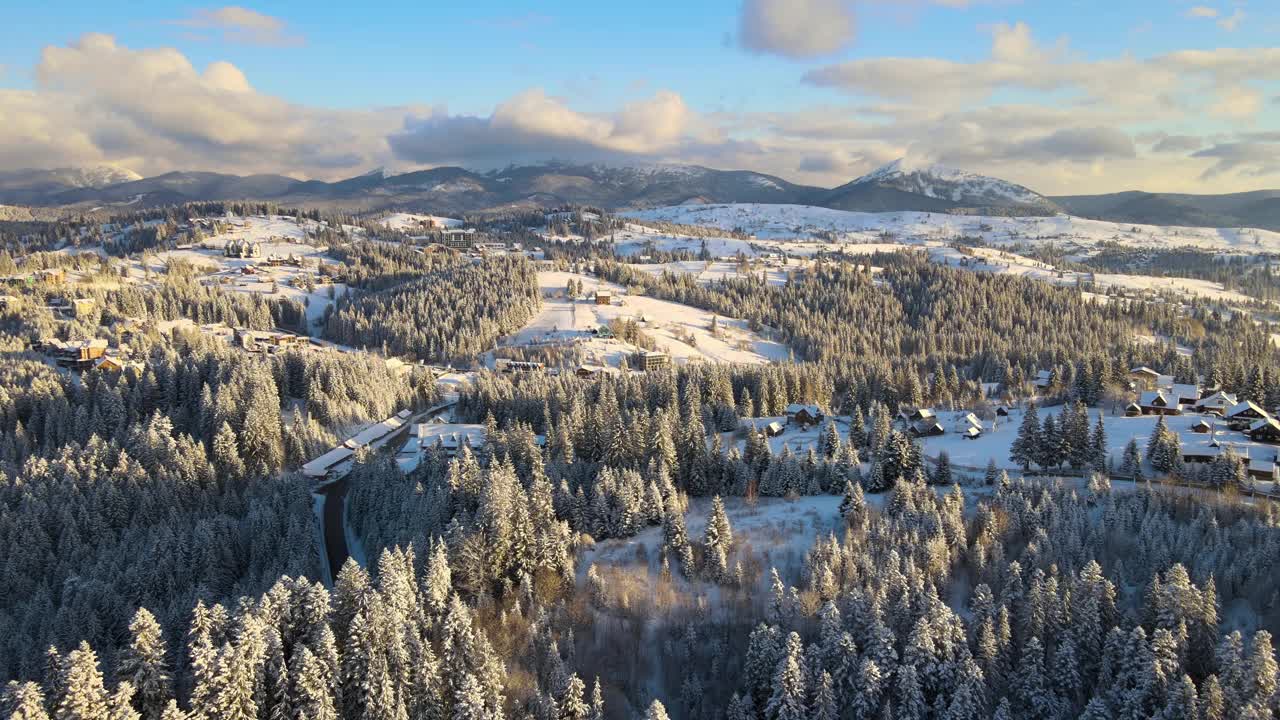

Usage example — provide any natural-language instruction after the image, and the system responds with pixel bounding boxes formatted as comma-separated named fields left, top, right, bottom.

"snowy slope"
left=850, top=159, right=1051, bottom=209
left=624, top=203, right=1280, bottom=254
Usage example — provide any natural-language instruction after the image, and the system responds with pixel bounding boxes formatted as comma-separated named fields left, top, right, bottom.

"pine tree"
left=58, top=642, right=110, bottom=720
left=765, top=633, right=807, bottom=720
left=1010, top=404, right=1041, bottom=470
left=116, top=608, right=171, bottom=720
left=1, top=682, right=50, bottom=720
left=839, top=480, right=866, bottom=524
left=642, top=699, right=671, bottom=720
left=812, top=672, right=837, bottom=720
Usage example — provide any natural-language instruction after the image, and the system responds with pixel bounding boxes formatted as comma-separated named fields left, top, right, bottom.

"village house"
left=1181, top=438, right=1222, bottom=465
left=1138, top=390, right=1182, bottom=416
left=899, top=407, right=936, bottom=424
left=1125, top=402, right=1143, bottom=417
left=595, top=290, right=614, bottom=306
left=224, top=239, right=262, bottom=258
left=1225, top=401, right=1270, bottom=430
left=953, top=412, right=983, bottom=436
left=1166, top=384, right=1201, bottom=406
left=1248, top=455, right=1279, bottom=482
left=1247, top=417, right=1280, bottom=444
left=785, top=403, right=825, bottom=428
left=1195, top=391, right=1239, bottom=416
left=911, top=419, right=947, bottom=438
left=1191, top=419, right=1213, bottom=434
left=762, top=421, right=785, bottom=437
left=1129, top=366, right=1162, bottom=389
left=1033, top=370, right=1053, bottom=389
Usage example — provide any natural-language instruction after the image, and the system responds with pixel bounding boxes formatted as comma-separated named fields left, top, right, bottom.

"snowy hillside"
left=624, top=203, right=1280, bottom=254
left=852, top=159, right=1051, bottom=208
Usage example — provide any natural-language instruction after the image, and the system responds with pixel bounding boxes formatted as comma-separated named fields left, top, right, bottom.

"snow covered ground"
left=625, top=203, right=1280, bottom=254
left=497, top=271, right=791, bottom=367
left=380, top=212, right=462, bottom=233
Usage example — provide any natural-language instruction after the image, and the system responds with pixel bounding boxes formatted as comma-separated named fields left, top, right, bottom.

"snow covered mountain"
left=820, top=159, right=1060, bottom=215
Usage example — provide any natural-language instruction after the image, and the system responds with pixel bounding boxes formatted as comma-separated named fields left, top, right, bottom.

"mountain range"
left=2, top=161, right=1278, bottom=231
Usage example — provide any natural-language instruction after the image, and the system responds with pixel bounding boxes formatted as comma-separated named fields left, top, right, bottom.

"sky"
left=1, top=1, right=1278, bottom=195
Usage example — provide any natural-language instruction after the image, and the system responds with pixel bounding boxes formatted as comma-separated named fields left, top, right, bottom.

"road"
left=314, top=400, right=458, bottom=580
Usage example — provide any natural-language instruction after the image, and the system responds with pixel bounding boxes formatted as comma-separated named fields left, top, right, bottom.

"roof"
left=1249, top=456, right=1275, bottom=470
left=786, top=403, right=823, bottom=416
left=955, top=412, right=981, bottom=427
left=302, top=446, right=354, bottom=477
left=1168, top=383, right=1201, bottom=400
left=913, top=420, right=945, bottom=434
left=963, top=426, right=982, bottom=437
left=764, top=421, right=784, bottom=432
left=1197, top=391, right=1238, bottom=407
left=1130, top=366, right=1161, bottom=376
left=1250, top=417, right=1280, bottom=433
left=1227, top=400, right=1269, bottom=418
left=1139, top=391, right=1175, bottom=407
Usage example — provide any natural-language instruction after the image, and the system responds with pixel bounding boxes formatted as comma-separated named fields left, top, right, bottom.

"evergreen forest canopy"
left=1, top=204, right=1280, bottom=719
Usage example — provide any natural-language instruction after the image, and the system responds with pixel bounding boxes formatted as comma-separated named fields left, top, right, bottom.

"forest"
left=2, top=213, right=1280, bottom=719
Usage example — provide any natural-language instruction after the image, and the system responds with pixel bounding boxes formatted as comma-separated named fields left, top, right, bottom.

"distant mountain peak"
left=850, top=158, right=1053, bottom=210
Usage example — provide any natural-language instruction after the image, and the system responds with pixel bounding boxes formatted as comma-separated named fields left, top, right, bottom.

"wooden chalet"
left=1129, top=366, right=1162, bottom=389
left=762, top=421, right=785, bottom=437
left=910, top=419, right=946, bottom=438
left=1125, top=402, right=1143, bottom=417
left=899, top=407, right=936, bottom=424
left=1248, top=418, right=1280, bottom=444
left=1190, top=419, right=1213, bottom=434
left=1138, top=391, right=1181, bottom=416
left=1195, top=391, right=1239, bottom=416
left=1225, top=401, right=1270, bottom=430
left=1248, top=457, right=1279, bottom=482
left=785, top=404, right=826, bottom=428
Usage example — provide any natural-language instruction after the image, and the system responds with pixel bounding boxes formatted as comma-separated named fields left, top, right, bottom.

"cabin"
left=953, top=412, right=983, bottom=435
left=961, top=426, right=983, bottom=440
left=995, top=405, right=1011, bottom=418
left=911, top=420, right=946, bottom=438
left=1182, top=440, right=1222, bottom=465
left=1125, top=402, right=1143, bottom=417
left=1129, top=366, right=1162, bottom=389
left=762, top=421, right=785, bottom=437
left=595, top=291, right=613, bottom=306
left=92, top=356, right=125, bottom=373
left=785, top=403, right=825, bottom=428
left=1138, top=391, right=1182, bottom=416
left=1190, top=419, right=1213, bottom=434
left=899, top=407, right=936, bottom=424
left=1248, top=418, right=1280, bottom=444
left=1168, top=384, right=1201, bottom=406
left=578, top=361, right=622, bottom=379
left=1248, top=457, right=1279, bottom=482
left=1225, top=401, right=1270, bottom=430
left=71, top=298, right=95, bottom=318
left=1033, top=370, right=1053, bottom=389
left=1195, top=391, right=1239, bottom=416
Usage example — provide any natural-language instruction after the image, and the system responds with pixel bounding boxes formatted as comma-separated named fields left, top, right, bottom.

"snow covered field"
left=625, top=203, right=1280, bottom=254
left=497, top=271, right=790, bottom=366
left=380, top=212, right=462, bottom=233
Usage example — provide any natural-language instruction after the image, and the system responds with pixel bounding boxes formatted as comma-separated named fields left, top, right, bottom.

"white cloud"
left=1217, top=8, right=1245, bottom=31
left=738, top=0, right=856, bottom=59
left=1186, top=6, right=1219, bottom=18
left=0, top=30, right=1277, bottom=196
left=388, top=89, right=706, bottom=166
left=736, top=0, right=999, bottom=59
left=0, top=34, right=398, bottom=177
left=170, top=6, right=303, bottom=47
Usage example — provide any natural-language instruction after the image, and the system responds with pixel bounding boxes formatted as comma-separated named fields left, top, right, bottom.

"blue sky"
left=1, top=1, right=1277, bottom=193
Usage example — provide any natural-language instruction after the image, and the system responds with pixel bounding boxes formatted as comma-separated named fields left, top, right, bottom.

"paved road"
left=314, top=400, right=458, bottom=580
